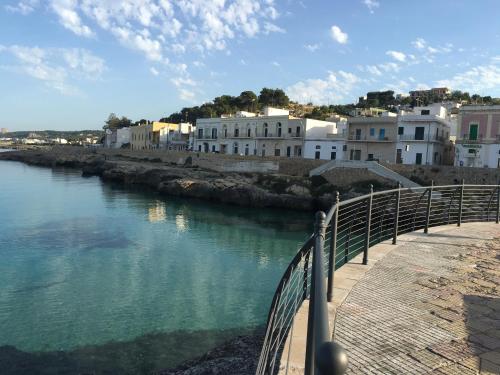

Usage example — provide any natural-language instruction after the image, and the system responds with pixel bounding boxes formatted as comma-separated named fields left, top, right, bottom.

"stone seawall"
left=0, top=148, right=327, bottom=211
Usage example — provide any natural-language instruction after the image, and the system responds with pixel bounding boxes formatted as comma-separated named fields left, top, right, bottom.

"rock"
left=286, top=184, right=311, bottom=196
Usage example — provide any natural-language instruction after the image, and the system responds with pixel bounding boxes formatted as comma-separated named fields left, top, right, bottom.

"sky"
left=1, top=0, right=500, bottom=131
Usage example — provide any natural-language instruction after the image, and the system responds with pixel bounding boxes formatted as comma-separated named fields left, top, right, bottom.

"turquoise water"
left=0, top=160, right=311, bottom=373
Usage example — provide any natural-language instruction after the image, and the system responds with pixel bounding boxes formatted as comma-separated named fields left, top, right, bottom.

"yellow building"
left=130, top=122, right=179, bottom=150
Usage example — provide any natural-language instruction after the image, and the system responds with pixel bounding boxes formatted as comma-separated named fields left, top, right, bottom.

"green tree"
left=258, top=88, right=289, bottom=107
left=236, top=90, right=258, bottom=111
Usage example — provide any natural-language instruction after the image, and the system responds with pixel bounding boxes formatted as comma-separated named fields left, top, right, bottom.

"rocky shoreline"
left=0, top=148, right=339, bottom=211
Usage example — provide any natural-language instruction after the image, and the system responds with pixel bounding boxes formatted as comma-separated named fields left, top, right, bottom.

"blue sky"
left=1, top=0, right=499, bottom=131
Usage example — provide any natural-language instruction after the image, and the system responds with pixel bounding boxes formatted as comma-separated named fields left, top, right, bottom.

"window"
left=288, top=128, right=292, bottom=134
left=332, top=146, right=336, bottom=149
left=415, top=127, right=425, bottom=140
left=370, top=128, right=375, bottom=136
left=233, top=142, right=238, bottom=154
left=315, top=145, right=321, bottom=149
left=212, top=145, right=216, bottom=152
left=247, top=128, right=251, bottom=137
left=398, top=126, right=404, bottom=135
left=234, top=128, right=239, bottom=137
left=224, top=128, right=228, bottom=138
left=379, top=128, right=385, bottom=140
left=315, top=151, right=320, bottom=159
left=211, top=128, right=217, bottom=139
left=297, top=147, right=302, bottom=156
left=355, top=129, right=361, bottom=140
left=469, top=124, right=478, bottom=140
left=331, top=152, right=336, bottom=160
left=198, top=129, right=204, bottom=139
left=275, top=149, right=280, bottom=156
left=286, top=146, right=291, bottom=157
left=262, top=150, right=265, bottom=157
left=368, top=153, right=374, bottom=160
left=245, top=145, right=249, bottom=156
left=264, top=123, right=268, bottom=137
left=396, top=149, right=402, bottom=164
left=277, top=122, right=282, bottom=137
left=296, top=126, right=301, bottom=137
left=198, top=145, right=202, bottom=151
left=342, top=145, right=347, bottom=151
left=350, top=149, right=361, bottom=160
left=421, top=110, right=430, bottom=115
left=468, top=149, right=476, bottom=154
left=416, top=153, right=423, bottom=165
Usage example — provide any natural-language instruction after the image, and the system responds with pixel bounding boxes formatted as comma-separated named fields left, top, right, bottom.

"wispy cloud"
left=4, top=0, right=38, bottom=15
left=386, top=50, right=406, bottom=62
left=436, top=57, right=500, bottom=94
left=330, top=25, right=348, bottom=44
left=362, top=0, right=380, bottom=13
left=287, top=70, right=361, bottom=104
left=0, top=45, right=106, bottom=95
left=304, top=43, right=320, bottom=52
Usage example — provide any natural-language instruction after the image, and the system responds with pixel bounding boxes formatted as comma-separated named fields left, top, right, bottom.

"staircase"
left=309, top=160, right=421, bottom=188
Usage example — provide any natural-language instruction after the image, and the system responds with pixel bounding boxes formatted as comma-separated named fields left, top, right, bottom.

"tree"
left=104, top=113, right=132, bottom=129
left=236, top=91, right=257, bottom=111
left=258, top=88, right=289, bottom=107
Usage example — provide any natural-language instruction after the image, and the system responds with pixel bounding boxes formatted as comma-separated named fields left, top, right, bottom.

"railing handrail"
left=256, top=183, right=500, bottom=375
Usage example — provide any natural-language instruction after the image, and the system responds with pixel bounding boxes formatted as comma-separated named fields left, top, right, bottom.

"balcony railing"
left=347, top=134, right=392, bottom=141
left=256, top=183, right=500, bottom=375
left=398, top=134, right=446, bottom=142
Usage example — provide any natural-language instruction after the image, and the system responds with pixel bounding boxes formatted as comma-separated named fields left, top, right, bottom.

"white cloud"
left=365, top=65, right=382, bottom=76
left=50, top=0, right=94, bottom=38
left=362, top=0, right=379, bottom=13
left=4, top=0, right=39, bottom=15
left=0, top=45, right=105, bottom=95
left=171, top=76, right=196, bottom=87
left=378, top=62, right=400, bottom=73
left=386, top=50, right=406, bottom=62
left=263, top=22, right=285, bottom=34
left=150, top=67, right=159, bottom=76
left=412, top=38, right=426, bottom=50
left=271, top=61, right=280, bottom=67
left=436, top=58, right=500, bottom=94
left=179, top=88, right=196, bottom=101
left=286, top=70, right=361, bottom=104
left=330, top=25, right=348, bottom=44
left=304, top=43, right=320, bottom=52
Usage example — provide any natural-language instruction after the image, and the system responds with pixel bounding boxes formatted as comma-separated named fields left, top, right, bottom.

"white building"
left=455, top=105, right=500, bottom=168
left=303, top=118, right=346, bottom=160
left=105, top=127, right=131, bottom=148
left=193, top=108, right=337, bottom=158
left=159, top=122, right=193, bottom=151
left=396, top=105, right=451, bottom=165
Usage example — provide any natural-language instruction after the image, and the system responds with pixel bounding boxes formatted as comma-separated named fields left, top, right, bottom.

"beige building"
left=193, top=108, right=337, bottom=158
left=130, top=122, right=178, bottom=150
left=347, top=115, right=398, bottom=162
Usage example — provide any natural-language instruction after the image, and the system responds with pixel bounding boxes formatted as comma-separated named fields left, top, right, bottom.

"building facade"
left=130, top=121, right=179, bottom=150
left=346, top=115, right=398, bottom=162
left=455, top=105, right=500, bottom=168
left=193, top=108, right=337, bottom=158
left=396, top=105, right=451, bottom=165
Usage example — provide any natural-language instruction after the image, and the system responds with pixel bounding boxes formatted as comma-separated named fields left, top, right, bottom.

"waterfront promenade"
left=281, top=223, right=499, bottom=374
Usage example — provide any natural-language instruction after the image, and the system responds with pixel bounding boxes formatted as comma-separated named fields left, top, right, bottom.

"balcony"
left=347, top=134, right=393, bottom=142
left=456, top=134, right=483, bottom=144
left=398, top=134, right=446, bottom=142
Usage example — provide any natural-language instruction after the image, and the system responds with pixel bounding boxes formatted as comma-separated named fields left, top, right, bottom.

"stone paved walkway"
left=333, top=223, right=500, bottom=375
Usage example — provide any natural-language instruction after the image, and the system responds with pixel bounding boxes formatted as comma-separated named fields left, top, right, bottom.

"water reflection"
left=0, top=160, right=310, bottom=373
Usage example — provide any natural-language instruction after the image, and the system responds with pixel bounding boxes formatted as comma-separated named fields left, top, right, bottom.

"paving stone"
left=331, top=224, right=500, bottom=375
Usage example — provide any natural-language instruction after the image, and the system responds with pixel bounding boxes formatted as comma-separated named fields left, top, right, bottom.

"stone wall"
left=322, top=168, right=395, bottom=190
left=96, top=147, right=325, bottom=176
left=384, top=163, right=500, bottom=185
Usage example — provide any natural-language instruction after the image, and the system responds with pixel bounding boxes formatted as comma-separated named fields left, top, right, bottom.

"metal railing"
left=256, top=183, right=500, bottom=375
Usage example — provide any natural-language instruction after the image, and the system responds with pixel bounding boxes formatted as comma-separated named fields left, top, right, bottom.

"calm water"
left=0, top=161, right=311, bottom=374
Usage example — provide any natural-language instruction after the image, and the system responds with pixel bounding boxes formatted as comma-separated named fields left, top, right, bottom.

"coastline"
left=0, top=147, right=332, bottom=211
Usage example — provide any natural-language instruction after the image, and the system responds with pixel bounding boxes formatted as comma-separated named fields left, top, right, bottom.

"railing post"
left=458, top=179, right=464, bottom=227
left=392, top=182, right=401, bottom=245
left=424, top=180, right=434, bottom=234
left=363, top=185, right=373, bottom=265
left=496, top=185, right=500, bottom=224
left=327, top=192, right=339, bottom=303
left=305, top=212, right=327, bottom=375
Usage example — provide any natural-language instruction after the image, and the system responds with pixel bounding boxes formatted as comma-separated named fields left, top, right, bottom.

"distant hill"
left=3, top=130, right=104, bottom=139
